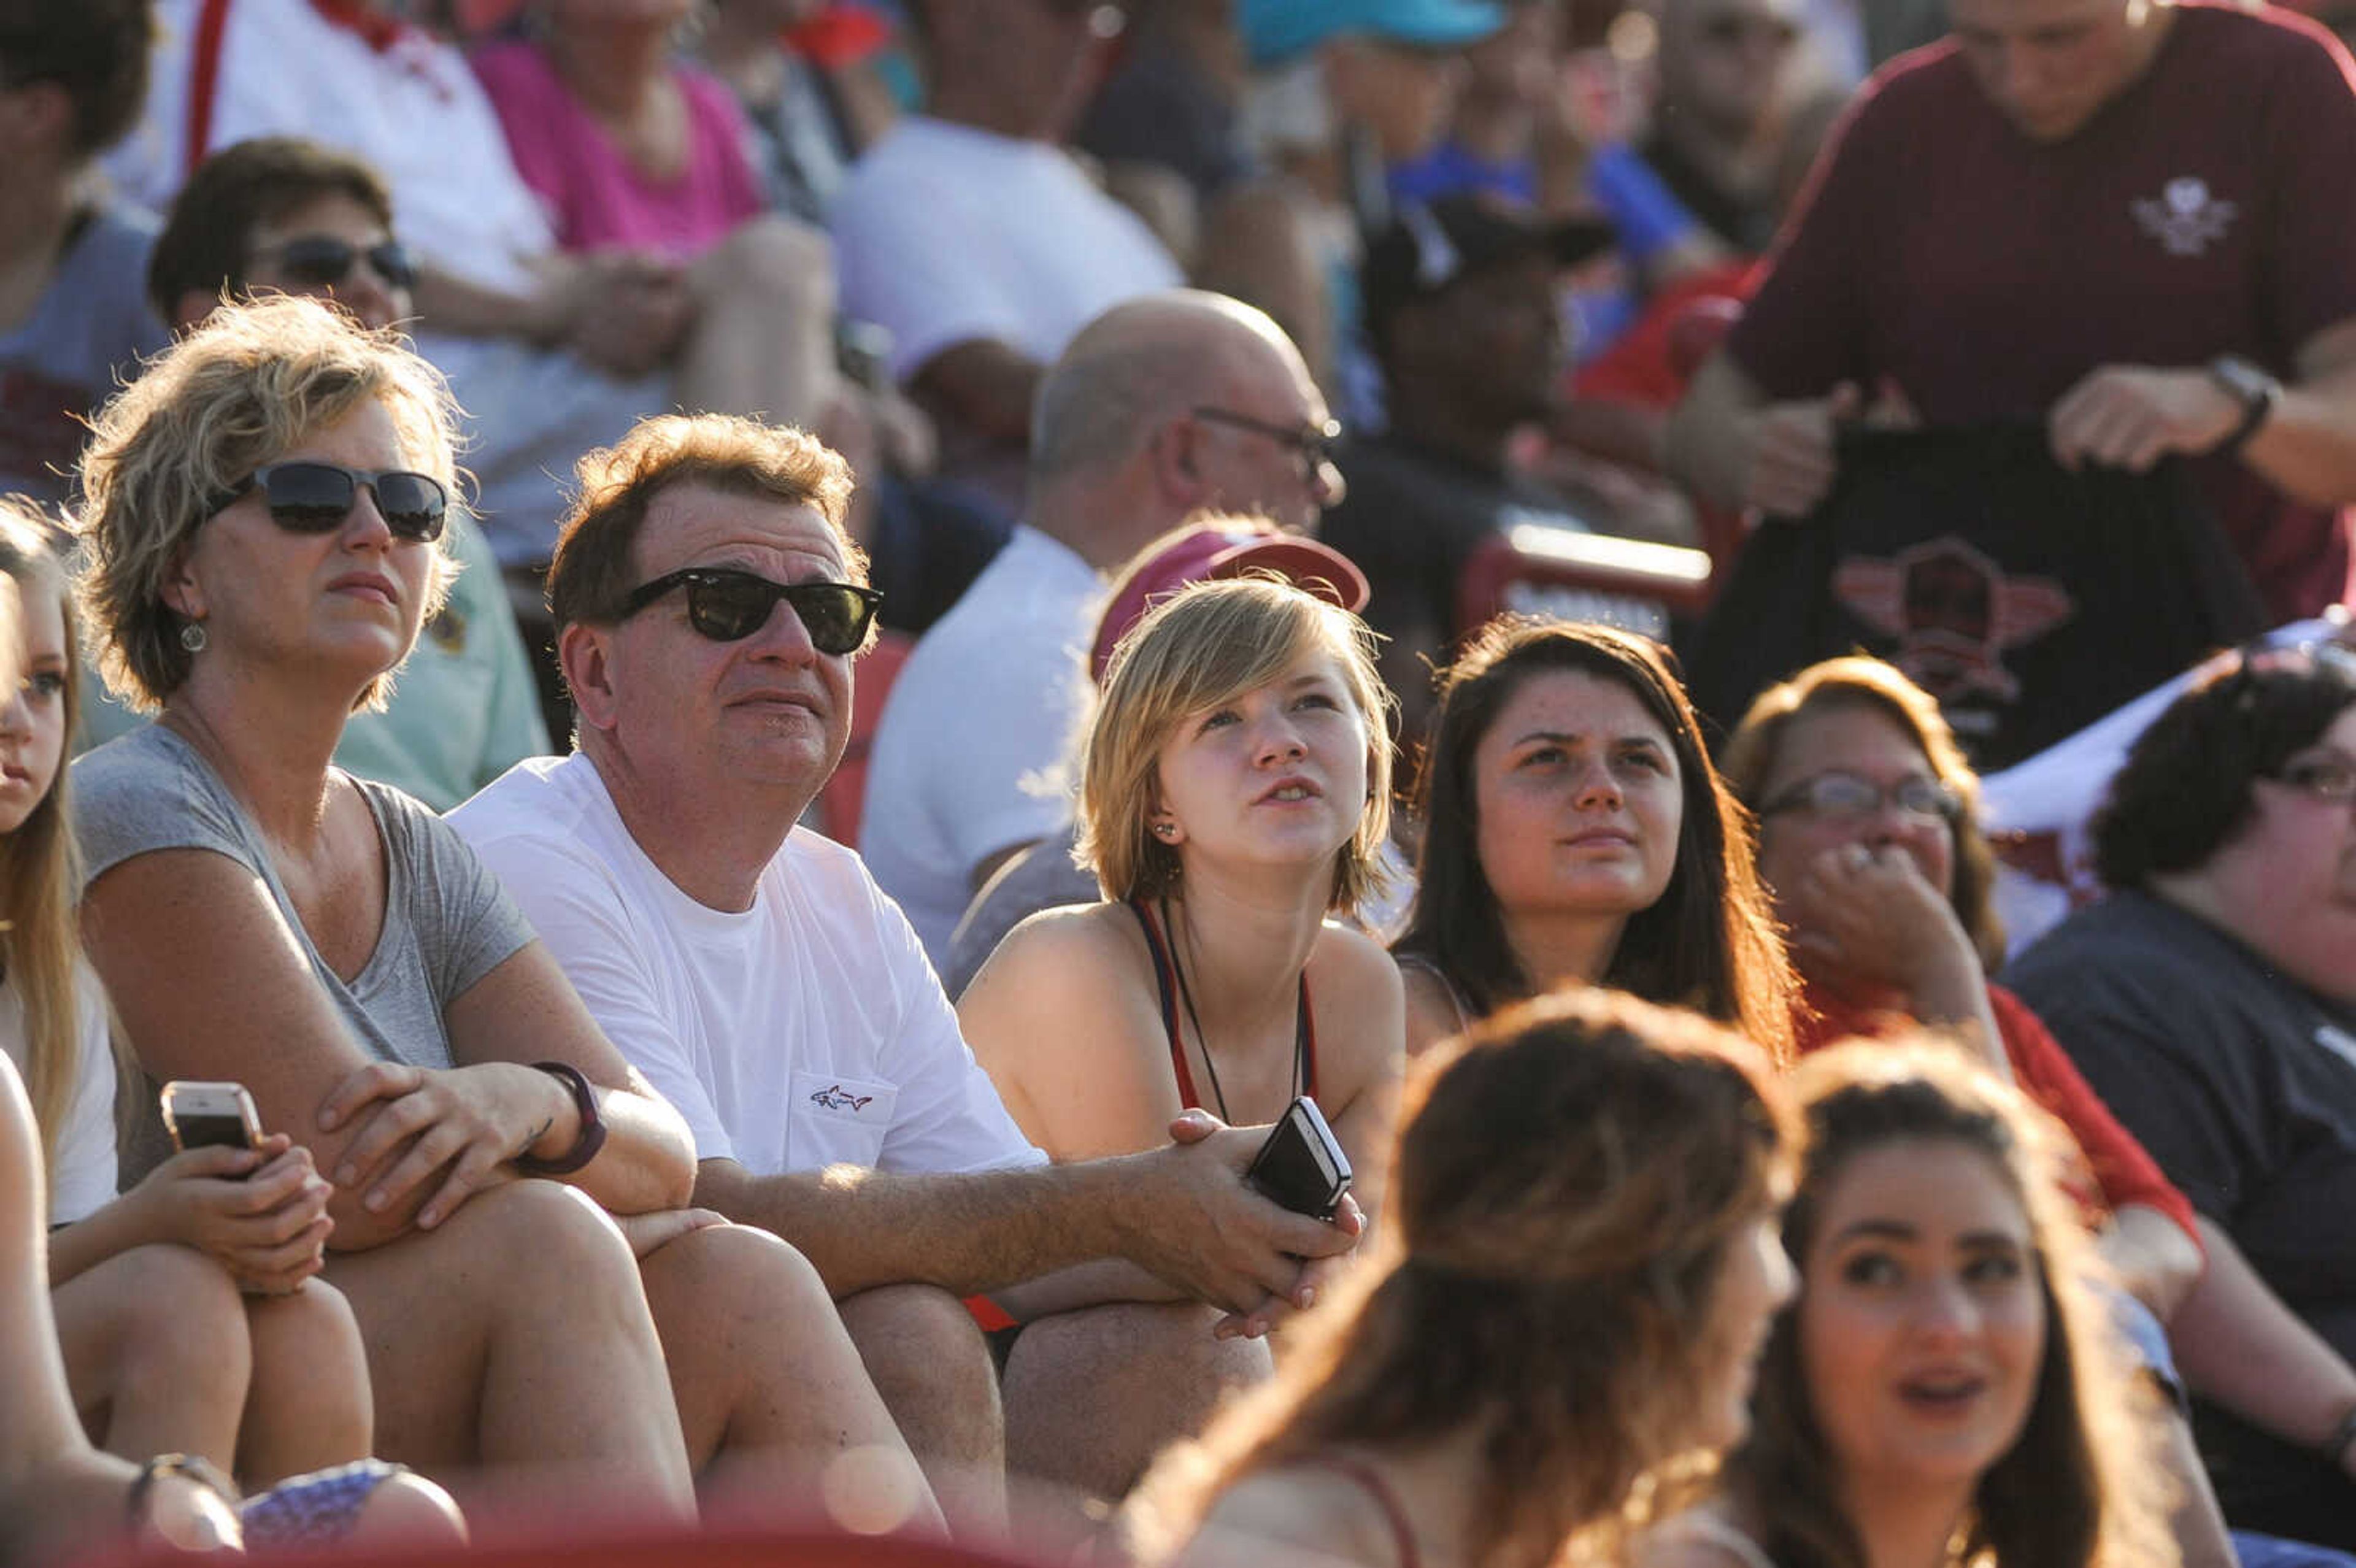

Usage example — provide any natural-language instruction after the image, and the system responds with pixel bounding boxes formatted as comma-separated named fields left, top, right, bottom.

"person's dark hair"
left=1395, top=616, right=1796, bottom=1061
left=146, top=137, right=396, bottom=325
left=1727, top=1040, right=2173, bottom=1568
left=1720, top=656, right=2003, bottom=970
left=547, top=412, right=864, bottom=637
left=1130, top=986, right=1797, bottom=1568
left=2094, top=644, right=2356, bottom=891
left=0, top=0, right=153, bottom=158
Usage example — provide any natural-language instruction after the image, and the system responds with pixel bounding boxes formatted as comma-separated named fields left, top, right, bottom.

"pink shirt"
left=471, top=39, right=762, bottom=258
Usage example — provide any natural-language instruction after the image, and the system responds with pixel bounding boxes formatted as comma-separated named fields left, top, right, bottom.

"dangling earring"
left=179, top=621, right=208, bottom=653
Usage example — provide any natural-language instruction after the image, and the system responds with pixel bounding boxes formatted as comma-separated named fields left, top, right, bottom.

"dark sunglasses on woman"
left=209, top=462, right=449, bottom=542
left=623, top=568, right=882, bottom=655
left=255, top=236, right=420, bottom=293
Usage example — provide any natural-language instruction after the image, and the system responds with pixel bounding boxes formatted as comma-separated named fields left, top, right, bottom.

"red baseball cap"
left=1090, top=522, right=1372, bottom=686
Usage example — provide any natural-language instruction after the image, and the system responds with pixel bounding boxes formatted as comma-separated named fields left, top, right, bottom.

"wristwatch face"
left=2211, top=355, right=2276, bottom=409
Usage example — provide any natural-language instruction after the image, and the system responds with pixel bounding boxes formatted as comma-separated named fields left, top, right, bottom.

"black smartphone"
left=1244, top=1096, right=1352, bottom=1221
left=161, top=1080, right=263, bottom=1157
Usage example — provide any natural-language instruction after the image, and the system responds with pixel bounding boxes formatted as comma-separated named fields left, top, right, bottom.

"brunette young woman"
left=1644, top=1042, right=2177, bottom=1568
left=1391, top=616, right=1793, bottom=1059
left=1126, top=987, right=1798, bottom=1568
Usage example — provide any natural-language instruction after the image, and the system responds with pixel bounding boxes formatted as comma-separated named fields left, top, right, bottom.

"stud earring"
left=1153, top=821, right=1178, bottom=840
left=179, top=621, right=208, bottom=653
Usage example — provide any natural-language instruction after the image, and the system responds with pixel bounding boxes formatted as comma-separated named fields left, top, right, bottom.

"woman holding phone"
left=0, top=502, right=458, bottom=1547
left=961, top=573, right=1403, bottom=1211
left=959, top=572, right=1406, bottom=1497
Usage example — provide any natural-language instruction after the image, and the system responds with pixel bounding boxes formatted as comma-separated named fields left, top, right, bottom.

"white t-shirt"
left=861, top=526, right=1103, bottom=966
left=450, top=755, right=1044, bottom=1178
left=110, top=0, right=557, bottom=296
left=0, top=968, right=119, bottom=1226
left=831, top=117, right=1184, bottom=383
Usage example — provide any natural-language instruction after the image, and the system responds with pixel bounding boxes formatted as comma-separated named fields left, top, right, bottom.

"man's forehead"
left=634, top=482, right=847, bottom=578
left=1949, top=0, right=2123, bottom=34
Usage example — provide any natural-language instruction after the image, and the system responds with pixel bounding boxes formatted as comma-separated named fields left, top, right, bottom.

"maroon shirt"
left=1727, top=2, right=2356, bottom=621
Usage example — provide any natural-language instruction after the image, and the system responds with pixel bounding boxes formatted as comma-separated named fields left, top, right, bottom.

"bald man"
left=863, top=290, right=1342, bottom=966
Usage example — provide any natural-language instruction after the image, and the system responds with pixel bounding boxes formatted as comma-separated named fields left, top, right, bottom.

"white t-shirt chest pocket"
left=785, top=1071, right=899, bottom=1171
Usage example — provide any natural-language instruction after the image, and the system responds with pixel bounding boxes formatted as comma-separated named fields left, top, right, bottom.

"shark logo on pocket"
left=809, top=1083, right=876, bottom=1113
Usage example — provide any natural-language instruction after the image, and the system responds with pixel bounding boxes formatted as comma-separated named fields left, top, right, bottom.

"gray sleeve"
left=365, top=783, right=537, bottom=1006
left=72, top=728, right=263, bottom=889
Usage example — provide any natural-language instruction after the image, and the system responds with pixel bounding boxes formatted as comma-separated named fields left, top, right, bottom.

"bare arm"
left=2096, top=1202, right=2206, bottom=1324
left=2171, top=1216, right=2356, bottom=1483
left=909, top=340, right=1045, bottom=447
left=692, top=1116, right=1360, bottom=1313
left=1665, top=352, right=1856, bottom=517
left=2047, top=317, right=2356, bottom=507
left=83, top=853, right=683, bottom=1251
left=1398, top=959, right=1471, bottom=1059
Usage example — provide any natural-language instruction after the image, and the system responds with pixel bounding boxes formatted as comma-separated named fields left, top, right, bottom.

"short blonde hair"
left=1077, top=576, right=1395, bottom=908
left=74, top=294, right=461, bottom=713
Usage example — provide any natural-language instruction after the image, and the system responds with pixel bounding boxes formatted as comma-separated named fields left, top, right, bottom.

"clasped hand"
left=1142, top=1109, right=1365, bottom=1342
left=317, top=1060, right=569, bottom=1232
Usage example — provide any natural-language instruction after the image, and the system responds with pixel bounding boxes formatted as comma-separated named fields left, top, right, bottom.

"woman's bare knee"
left=698, top=215, right=836, bottom=312
left=56, top=1244, right=250, bottom=1461
left=239, top=1282, right=372, bottom=1482
left=350, top=1470, right=469, bottom=1550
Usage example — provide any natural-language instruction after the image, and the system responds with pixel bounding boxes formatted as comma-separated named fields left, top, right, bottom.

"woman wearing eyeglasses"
left=66, top=296, right=934, bottom=1530
left=1719, top=656, right=2207, bottom=1322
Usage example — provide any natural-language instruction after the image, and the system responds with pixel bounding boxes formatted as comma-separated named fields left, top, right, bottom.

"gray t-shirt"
left=74, top=724, right=536, bottom=1074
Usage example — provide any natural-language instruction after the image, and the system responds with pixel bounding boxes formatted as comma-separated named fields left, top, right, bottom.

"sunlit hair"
left=2094, top=645, right=2356, bottom=890
left=74, top=294, right=460, bottom=714
left=1128, top=987, right=1798, bottom=1568
left=0, top=502, right=85, bottom=1184
left=1395, top=616, right=1795, bottom=1060
left=1077, top=576, right=1395, bottom=910
left=1720, top=656, right=2004, bottom=970
left=546, top=412, right=866, bottom=638
left=1727, top=1040, right=2176, bottom=1568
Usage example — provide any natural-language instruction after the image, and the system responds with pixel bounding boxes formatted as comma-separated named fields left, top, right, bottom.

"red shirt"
left=1727, top=3, right=2356, bottom=622
left=1796, top=979, right=2200, bottom=1248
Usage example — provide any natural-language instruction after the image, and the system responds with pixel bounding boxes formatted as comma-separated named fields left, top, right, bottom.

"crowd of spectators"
left=2, top=0, right=2356, bottom=1564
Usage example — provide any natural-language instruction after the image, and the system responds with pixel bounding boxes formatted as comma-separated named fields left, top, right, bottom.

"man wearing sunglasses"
left=1639, top=0, right=1806, bottom=257
left=864, top=290, right=1341, bottom=971
left=453, top=412, right=1361, bottom=1534
left=125, top=136, right=549, bottom=814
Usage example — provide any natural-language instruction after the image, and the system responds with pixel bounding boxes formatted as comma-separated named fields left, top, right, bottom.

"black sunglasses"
left=253, top=235, right=419, bottom=293
left=1190, top=406, right=1342, bottom=478
left=623, top=568, right=882, bottom=655
left=209, top=461, right=449, bottom=542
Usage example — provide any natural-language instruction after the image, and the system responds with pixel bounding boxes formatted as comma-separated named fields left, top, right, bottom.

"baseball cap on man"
left=1092, top=520, right=1372, bottom=685
left=1360, top=193, right=1617, bottom=344
left=1240, top=0, right=1507, bottom=67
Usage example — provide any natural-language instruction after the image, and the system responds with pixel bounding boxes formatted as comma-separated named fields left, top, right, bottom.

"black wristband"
left=2321, top=1403, right=2356, bottom=1468
left=515, top=1060, right=607, bottom=1177
left=2206, top=355, right=2280, bottom=456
